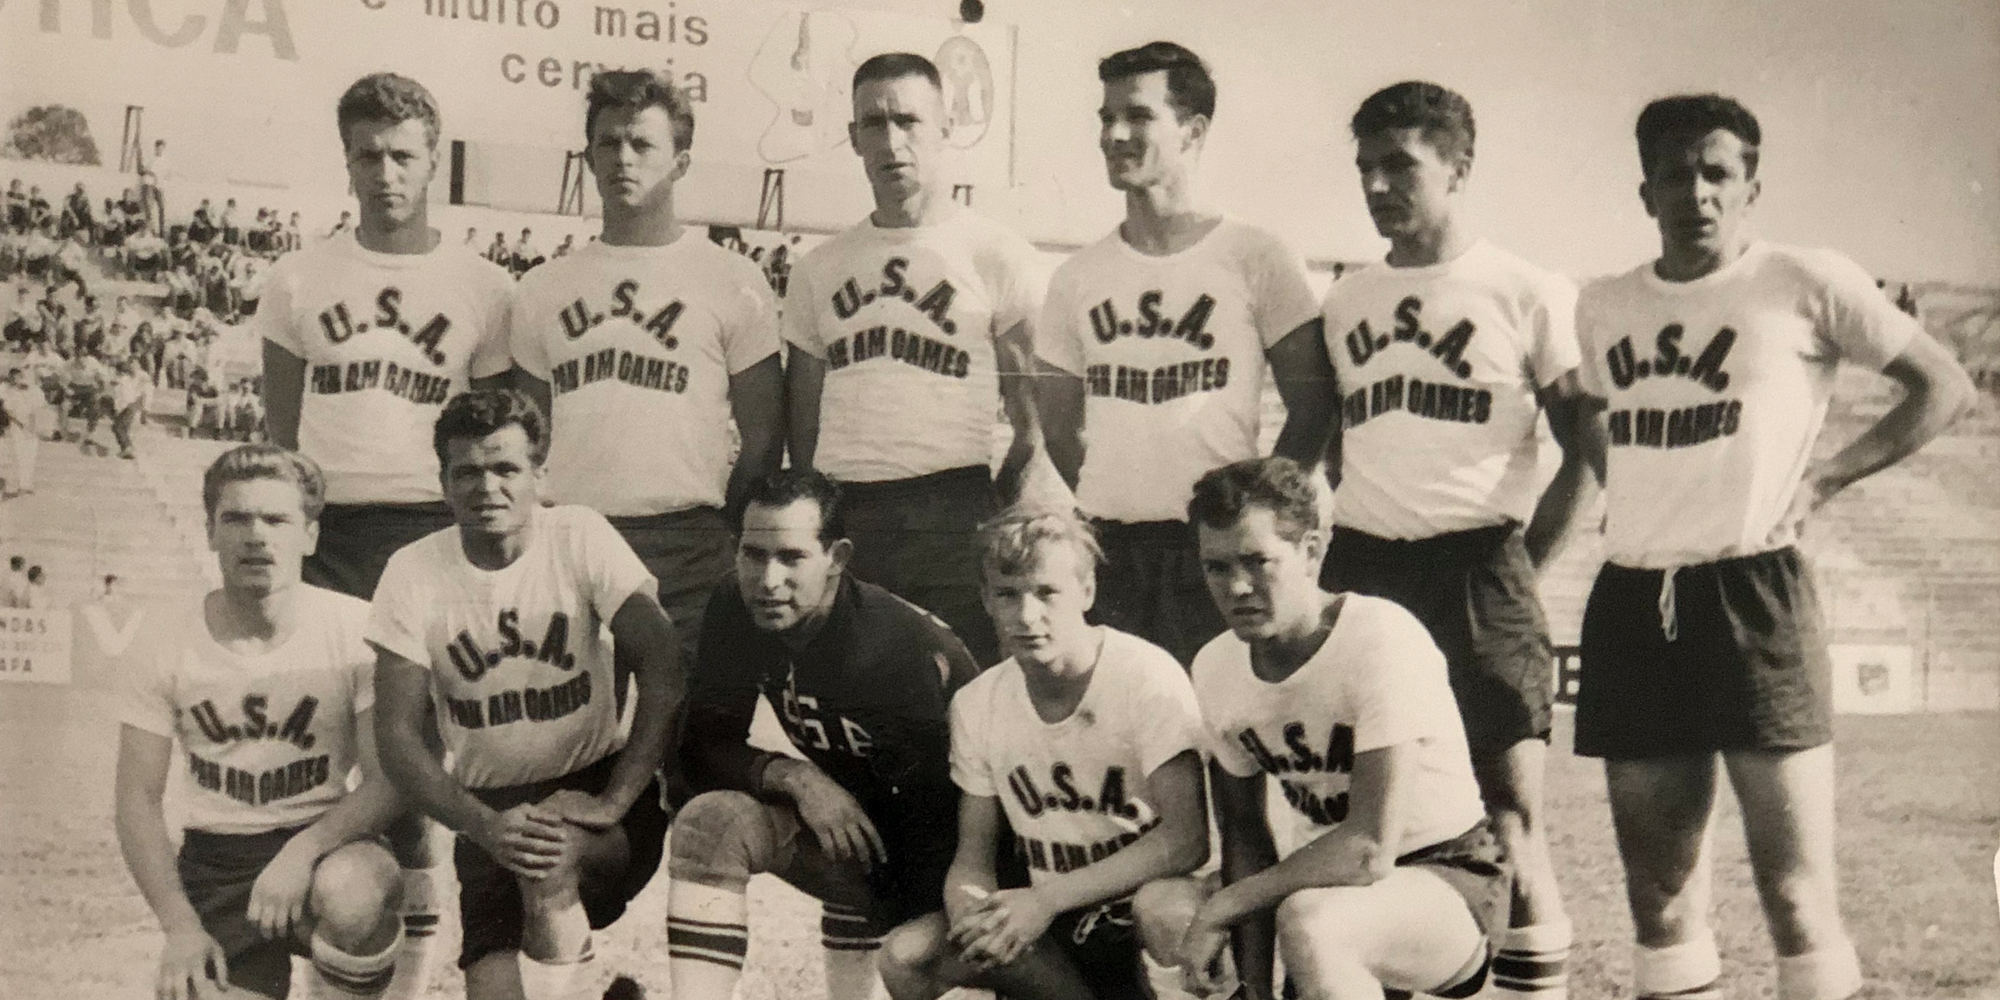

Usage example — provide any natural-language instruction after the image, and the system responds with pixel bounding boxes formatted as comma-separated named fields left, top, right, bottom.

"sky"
left=4, top=0, right=1996, bottom=283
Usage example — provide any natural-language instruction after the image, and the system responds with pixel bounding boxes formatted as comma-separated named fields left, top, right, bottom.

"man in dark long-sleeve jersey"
left=666, top=468, right=978, bottom=1000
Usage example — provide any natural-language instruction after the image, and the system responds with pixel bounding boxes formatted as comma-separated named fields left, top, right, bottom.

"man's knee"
left=1133, top=877, right=1205, bottom=961
left=1275, top=890, right=1364, bottom=961
left=878, top=915, right=948, bottom=981
left=309, top=841, right=403, bottom=946
left=668, top=791, right=776, bottom=891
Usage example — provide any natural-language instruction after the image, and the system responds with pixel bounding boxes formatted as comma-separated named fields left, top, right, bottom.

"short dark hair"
left=26, top=566, right=41, bottom=583
left=1636, top=94, right=1761, bottom=179
left=1098, top=41, right=1215, bottom=121
left=432, top=389, right=548, bottom=469
left=202, top=444, right=327, bottom=522
left=744, top=469, right=847, bottom=546
left=1352, top=80, right=1476, bottom=163
left=8, top=556, right=22, bottom=571
left=852, top=52, right=942, bottom=93
left=1187, top=457, right=1319, bottom=545
left=336, top=73, right=442, bottom=150
left=585, top=69, right=695, bottom=153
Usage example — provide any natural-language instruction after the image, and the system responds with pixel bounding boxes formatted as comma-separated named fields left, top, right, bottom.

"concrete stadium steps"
left=0, top=431, right=211, bottom=607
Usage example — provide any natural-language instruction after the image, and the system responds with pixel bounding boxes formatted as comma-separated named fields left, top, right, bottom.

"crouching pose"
left=115, top=445, right=406, bottom=1000
left=1160, top=457, right=1512, bottom=1000
left=667, top=469, right=980, bottom=1000
left=878, top=506, right=1211, bottom=999
left=369, top=390, right=684, bottom=1000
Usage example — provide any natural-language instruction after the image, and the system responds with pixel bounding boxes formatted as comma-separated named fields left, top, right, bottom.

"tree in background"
left=2, top=105, right=102, bottom=165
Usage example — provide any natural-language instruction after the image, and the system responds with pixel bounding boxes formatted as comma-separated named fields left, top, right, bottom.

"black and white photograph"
left=0, top=1, right=1994, bottom=998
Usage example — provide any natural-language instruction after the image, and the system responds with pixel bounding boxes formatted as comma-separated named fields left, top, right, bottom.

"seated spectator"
left=554, top=233, right=575, bottom=258
left=463, top=225, right=480, bottom=248
left=4, top=180, right=25, bottom=233
left=485, top=230, right=508, bottom=265
left=119, top=188, right=148, bottom=238
left=285, top=211, right=302, bottom=251
left=60, top=183, right=94, bottom=243
left=187, top=199, right=217, bottom=243
left=0, top=229, right=21, bottom=280
left=26, top=187, right=51, bottom=232
left=21, top=226, right=55, bottom=281
left=183, top=366, right=222, bottom=438
left=326, top=210, right=352, bottom=238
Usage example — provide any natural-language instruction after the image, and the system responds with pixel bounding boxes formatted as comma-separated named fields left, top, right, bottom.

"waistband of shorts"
left=1393, top=817, right=1497, bottom=868
left=1328, top=521, right=1518, bottom=565
left=605, top=505, right=726, bottom=533
left=1089, top=517, right=1195, bottom=545
left=1602, top=545, right=1800, bottom=579
left=467, top=748, right=621, bottom=811
left=835, top=465, right=993, bottom=500
left=180, top=821, right=313, bottom=855
left=319, top=500, right=453, bottom=519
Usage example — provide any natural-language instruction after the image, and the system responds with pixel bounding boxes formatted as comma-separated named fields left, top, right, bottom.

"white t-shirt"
left=1575, top=243, right=1919, bottom=567
left=1324, top=241, right=1581, bottom=538
left=117, top=586, right=374, bottom=834
left=783, top=204, right=1045, bottom=482
left=1192, top=595, right=1484, bottom=858
left=366, top=505, right=656, bottom=789
left=950, top=628, right=1204, bottom=886
left=1038, top=219, right=1318, bottom=522
left=254, top=232, right=514, bottom=505
left=511, top=235, right=781, bottom=515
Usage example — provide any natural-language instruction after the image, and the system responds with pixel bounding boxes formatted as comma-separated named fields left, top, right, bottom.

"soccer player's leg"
left=303, top=840, right=406, bottom=999
left=665, top=790, right=809, bottom=1000
left=176, top=828, right=312, bottom=1000
left=1456, top=533, right=1570, bottom=1000
left=1724, top=746, right=1860, bottom=1000
left=306, top=503, right=458, bottom=998
left=1133, top=875, right=1222, bottom=999
left=1273, top=868, right=1489, bottom=1000
left=877, top=907, right=1118, bottom=1000
left=1605, top=756, right=1723, bottom=1000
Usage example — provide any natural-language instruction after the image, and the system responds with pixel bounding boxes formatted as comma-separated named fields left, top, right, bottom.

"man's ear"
left=1639, top=179, right=1658, bottom=219
left=827, top=537, right=854, bottom=576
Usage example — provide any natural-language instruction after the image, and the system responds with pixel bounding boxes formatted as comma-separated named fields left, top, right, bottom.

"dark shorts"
left=1320, top=523, right=1555, bottom=758
left=1089, top=519, right=1226, bottom=668
left=304, top=501, right=456, bottom=600
left=1050, top=898, right=1147, bottom=1000
left=178, top=825, right=316, bottom=999
left=455, top=753, right=671, bottom=969
left=839, top=465, right=1000, bottom=667
left=606, top=505, right=734, bottom=670
left=1575, top=546, right=1833, bottom=760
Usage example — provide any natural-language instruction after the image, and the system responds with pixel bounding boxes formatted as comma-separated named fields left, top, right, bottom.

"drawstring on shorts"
left=1657, top=566, right=1680, bottom=642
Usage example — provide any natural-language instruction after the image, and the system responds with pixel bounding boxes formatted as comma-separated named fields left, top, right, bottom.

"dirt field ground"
left=2, top=683, right=1994, bottom=999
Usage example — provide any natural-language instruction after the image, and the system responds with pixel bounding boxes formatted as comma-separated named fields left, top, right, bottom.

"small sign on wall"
left=0, top=610, right=73, bottom=686
left=1830, top=644, right=1915, bottom=715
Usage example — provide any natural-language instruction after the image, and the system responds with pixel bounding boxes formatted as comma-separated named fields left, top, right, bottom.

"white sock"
left=1634, top=928, right=1722, bottom=1000
left=308, top=926, right=403, bottom=999
left=822, top=902, right=883, bottom=1000
left=1491, top=920, right=1572, bottom=998
left=381, top=865, right=447, bottom=1000
left=669, top=882, right=750, bottom=1000
left=519, top=943, right=602, bottom=1000
left=1777, top=942, right=1863, bottom=1000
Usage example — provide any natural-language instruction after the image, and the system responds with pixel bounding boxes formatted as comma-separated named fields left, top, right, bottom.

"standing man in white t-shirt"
left=785, top=52, right=1048, bottom=668
left=370, top=390, right=685, bottom=1000
left=877, top=506, right=1211, bottom=1000
left=1317, top=81, right=1588, bottom=1000
left=1570, top=95, right=1974, bottom=1000
left=1152, top=457, right=1507, bottom=1000
left=114, top=445, right=406, bottom=1000
left=513, top=69, right=783, bottom=673
left=1036, top=41, right=1336, bottom=668
left=255, top=71, right=515, bottom=992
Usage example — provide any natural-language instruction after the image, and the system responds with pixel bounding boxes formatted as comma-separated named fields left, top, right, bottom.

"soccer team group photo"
left=1, top=3, right=1995, bottom=1000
